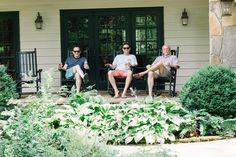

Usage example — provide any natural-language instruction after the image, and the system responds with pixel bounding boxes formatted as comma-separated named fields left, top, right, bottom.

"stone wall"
left=209, top=0, right=236, bottom=68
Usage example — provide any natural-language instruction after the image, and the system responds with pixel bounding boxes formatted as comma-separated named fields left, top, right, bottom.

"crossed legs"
left=133, top=63, right=168, bottom=97
left=108, top=70, right=132, bottom=98
left=134, top=62, right=166, bottom=78
left=73, top=65, right=86, bottom=92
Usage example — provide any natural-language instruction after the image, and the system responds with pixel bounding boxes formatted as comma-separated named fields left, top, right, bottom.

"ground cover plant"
left=179, top=65, right=236, bottom=118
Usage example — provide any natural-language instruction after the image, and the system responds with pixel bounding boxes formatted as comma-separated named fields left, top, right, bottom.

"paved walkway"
left=111, top=138, right=236, bottom=157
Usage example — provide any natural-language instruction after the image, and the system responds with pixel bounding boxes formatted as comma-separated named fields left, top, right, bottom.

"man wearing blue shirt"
left=62, top=45, right=89, bottom=93
left=105, top=42, right=138, bottom=98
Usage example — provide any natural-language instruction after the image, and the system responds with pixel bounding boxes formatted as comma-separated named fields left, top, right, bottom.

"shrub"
left=221, top=118, right=236, bottom=137
left=0, top=65, right=17, bottom=107
left=179, top=65, right=236, bottom=118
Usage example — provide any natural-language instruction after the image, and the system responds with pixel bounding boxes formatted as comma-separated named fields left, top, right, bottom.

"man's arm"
left=83, top=58, right=89, bottom=69
left=151, top=57, right=160, bottom=66
left=62, top=64, right=68, bottom=71
left=170, top=56, right=179, bottom=69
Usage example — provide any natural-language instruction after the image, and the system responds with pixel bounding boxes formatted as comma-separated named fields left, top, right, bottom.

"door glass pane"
left=135, top=14, right=159, bottom=67
left=97, top=15, right=127, bottom=85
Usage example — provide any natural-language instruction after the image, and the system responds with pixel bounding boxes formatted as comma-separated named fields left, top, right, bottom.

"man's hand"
left=146, top=64, right=151, bottom=69
left=104, top=63, right=112, bottom=68
left=84, top=64, right=89, bottom=69
left=125, top=62, right=132, bottom=68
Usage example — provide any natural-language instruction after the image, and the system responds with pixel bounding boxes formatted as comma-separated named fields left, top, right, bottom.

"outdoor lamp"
left=181, top=8, right=188, bottom=26
left=35, top=12, right=43, bottom=29
left=220, top=0, right=234, bottom=16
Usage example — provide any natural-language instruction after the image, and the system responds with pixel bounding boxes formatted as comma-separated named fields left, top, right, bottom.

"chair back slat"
left=16, top=48, right=38, bottom=77
left=158, top=46, right=179, bottom=58
left=16, top=48, right=42, bottom=97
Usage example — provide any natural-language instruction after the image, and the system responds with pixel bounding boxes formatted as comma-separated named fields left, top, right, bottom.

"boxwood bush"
left=179, top=65, right=236, bottom=118
left=0, top=65, right=17, bottom=107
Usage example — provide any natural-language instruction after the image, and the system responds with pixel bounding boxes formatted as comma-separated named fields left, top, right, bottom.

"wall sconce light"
left=181, top=8, right=189, bottom=26
left=220, top=0, right=234, bottom=16
left=35, top=12, right=43, bottom=29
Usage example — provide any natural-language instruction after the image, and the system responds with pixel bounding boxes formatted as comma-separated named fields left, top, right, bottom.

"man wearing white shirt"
left=105, top=42, right=138, bottom=98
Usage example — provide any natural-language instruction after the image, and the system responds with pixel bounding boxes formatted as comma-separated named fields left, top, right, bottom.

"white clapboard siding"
left=0, top=0, right=209, bottom=92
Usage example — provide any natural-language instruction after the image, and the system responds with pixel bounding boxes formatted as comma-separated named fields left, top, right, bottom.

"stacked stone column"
left=209, top=0, right=236, bottom=67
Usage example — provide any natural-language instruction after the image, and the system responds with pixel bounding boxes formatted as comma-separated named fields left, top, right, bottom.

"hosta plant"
left=49, top=95, right=187, bottom=144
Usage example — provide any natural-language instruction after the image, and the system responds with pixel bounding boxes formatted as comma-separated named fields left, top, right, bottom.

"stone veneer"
left=209, top=0, right=236, bottom=67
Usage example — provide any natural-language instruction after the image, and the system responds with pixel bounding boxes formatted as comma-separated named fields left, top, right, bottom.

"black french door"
left=0, top=12, right=20, bottom=80
left=60, top=7, right=163, bottom=90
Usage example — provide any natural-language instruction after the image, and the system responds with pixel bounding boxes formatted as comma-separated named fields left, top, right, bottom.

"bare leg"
left=121, top=70, right=132, bottom=98
left=108, top=71, right=119, bottom=98
left=147, top=71, right=155, bottom=97
left=73, top=65, right=85, bottom=78
left=74, top=73, right=82, bottom=92
left=147, top=71, right=159, bottom=97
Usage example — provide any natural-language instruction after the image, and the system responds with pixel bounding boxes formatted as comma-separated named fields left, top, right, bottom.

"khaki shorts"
left=154, top=69, right=170, bottom=78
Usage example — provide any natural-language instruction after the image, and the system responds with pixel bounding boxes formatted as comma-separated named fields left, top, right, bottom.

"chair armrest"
left=170, top=65, right=180, bottom=70
left=37, top=69, right=43, bottom=73
left=58, top=68, right=66, bottom=72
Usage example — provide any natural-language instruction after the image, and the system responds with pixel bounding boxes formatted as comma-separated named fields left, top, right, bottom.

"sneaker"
left=83, top=73, right=89, bottom=84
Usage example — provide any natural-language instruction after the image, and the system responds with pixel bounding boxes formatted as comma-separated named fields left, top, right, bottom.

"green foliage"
left=1, top=100, right=54, bottom=157
left=0, top=70, right=114, bottom=157
left=61, top=129, right=114, bottom=157
left=68, top=89, right=104, bottom=107
left=221, top=118, right=236, bottom=137
left=57, top=96, right=186, bottom=144
left=0, top=65, right=17, bottom=107
left=179, top=110, right=223, bottom=138
left=179, top=65, right=236, bottom=118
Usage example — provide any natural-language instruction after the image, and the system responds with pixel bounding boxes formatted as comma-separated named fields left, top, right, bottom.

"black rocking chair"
left=60, top=50, right=89, bottom=90
left=16, top=48, right=42, bottom=97
left=153, top=47, right=180, bottom=96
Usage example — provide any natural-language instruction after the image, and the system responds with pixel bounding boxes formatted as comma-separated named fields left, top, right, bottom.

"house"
left=0, top=0, right=234, bottom=92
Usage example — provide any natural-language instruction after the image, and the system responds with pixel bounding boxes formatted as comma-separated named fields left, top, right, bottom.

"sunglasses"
left=73, top=50, right=81, bottom=53
left=123, top=47, right=130, bottom=50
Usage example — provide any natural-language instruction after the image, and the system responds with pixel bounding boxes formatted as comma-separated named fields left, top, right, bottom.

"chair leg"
left=169, top=80, right=172, bottom=96
left=36, top=80, right=39, bottom=92
left=173, top=80, right=176, bottom=96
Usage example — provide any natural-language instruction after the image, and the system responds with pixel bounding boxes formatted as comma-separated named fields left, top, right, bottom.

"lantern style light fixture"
left=181, top=8, right=189, bottom=26
left=35, top=12, right=43, bottom=29
left=220, top=0, right=234, bottom=16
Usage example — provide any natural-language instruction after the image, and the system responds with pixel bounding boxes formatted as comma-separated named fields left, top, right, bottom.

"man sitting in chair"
left=105, top=42, right=138, bottom=98
left=133, top=44, right=179, bottom=97
left=62, top=45, right=89, bottom=93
